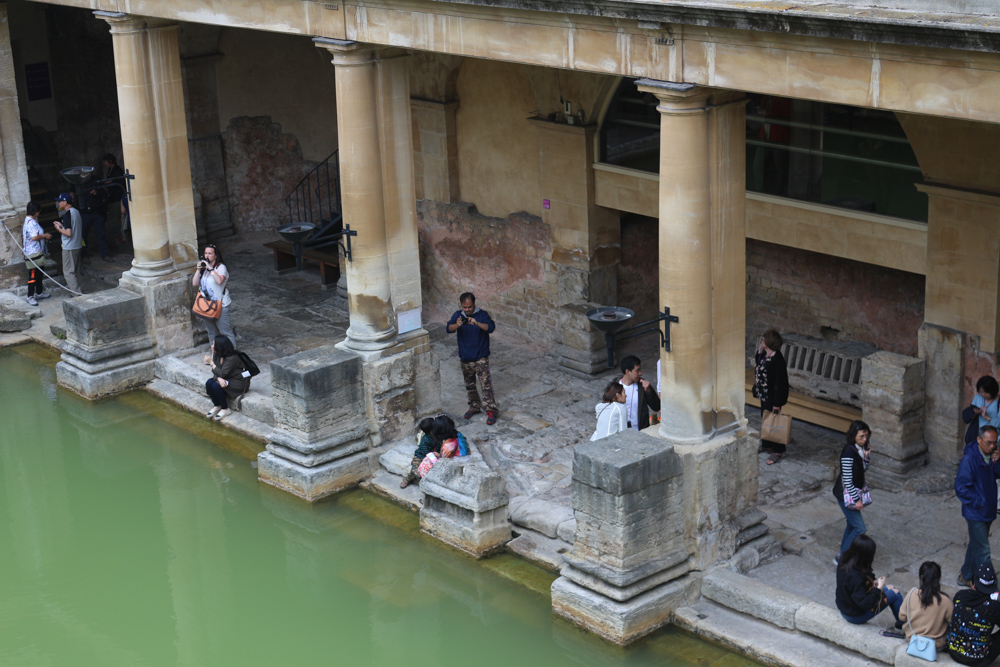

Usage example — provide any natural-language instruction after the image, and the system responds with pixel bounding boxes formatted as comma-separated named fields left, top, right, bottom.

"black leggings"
left=26, top=267, right=43, bottom=297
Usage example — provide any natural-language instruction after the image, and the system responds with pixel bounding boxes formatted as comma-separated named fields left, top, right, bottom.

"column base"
left=551, top=574, right=697, bottom=646
left=419, top=460, right=511, bottom=558
left=119, top=270, right=196, bottom=353
left=257, top=450, right=371, bottom=502
left=57, top=357, right=155, bottom=400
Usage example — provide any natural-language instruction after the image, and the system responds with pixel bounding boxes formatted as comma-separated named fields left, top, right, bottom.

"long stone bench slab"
left=745, top=368, right=861, bottom=432
left=702, top=567, right=811, bottom=630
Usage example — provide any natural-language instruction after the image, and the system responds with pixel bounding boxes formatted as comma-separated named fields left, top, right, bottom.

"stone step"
left=702, top=567, right=813, bottom=630
left=146, top=378, right=272, bottom=444
left=379, top=440, right=416, bottom=477
left=364, top=469, right=424, bottom=511
left=154, top=355, right=274, bottom=426
left=509, top=496, right=575, bottom=540
left=675, top=600, right=881, bottom=667
left=507, top=528, right=570, bottom=572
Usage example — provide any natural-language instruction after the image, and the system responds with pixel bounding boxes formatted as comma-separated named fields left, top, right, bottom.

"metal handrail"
left=284, top=150, right=342, bottom=246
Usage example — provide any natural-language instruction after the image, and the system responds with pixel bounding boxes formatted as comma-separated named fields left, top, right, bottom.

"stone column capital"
left=94, top=11, right=176, bottom=34
left=312, top=38, right=407, bottom=66
left=636, top=79, right=743, bottom=114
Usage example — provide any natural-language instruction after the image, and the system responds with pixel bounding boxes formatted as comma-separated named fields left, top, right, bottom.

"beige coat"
left=899, top=588, right=954, bottom=650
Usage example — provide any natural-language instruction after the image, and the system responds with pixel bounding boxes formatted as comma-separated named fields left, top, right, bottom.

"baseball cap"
left=55, top=192, right=72, bottom=203
left=976, top=562, right=999, bottom=594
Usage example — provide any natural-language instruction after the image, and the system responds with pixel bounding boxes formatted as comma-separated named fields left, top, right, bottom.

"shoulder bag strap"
left=906, top=588, right=916, bottom=634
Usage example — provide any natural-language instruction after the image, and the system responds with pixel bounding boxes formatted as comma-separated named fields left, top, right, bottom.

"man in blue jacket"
left=447, top=292, right=499, bottom=425
left=956, top=425, right=1000, bottom=588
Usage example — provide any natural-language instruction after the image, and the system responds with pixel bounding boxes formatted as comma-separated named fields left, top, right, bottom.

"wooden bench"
left=264, top=240, right=340, bottom=287
left=745, top=368, right=861, bottom=432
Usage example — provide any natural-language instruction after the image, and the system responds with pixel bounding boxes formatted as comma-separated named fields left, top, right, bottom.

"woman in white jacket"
left=591, top=381, right=627, bottom=441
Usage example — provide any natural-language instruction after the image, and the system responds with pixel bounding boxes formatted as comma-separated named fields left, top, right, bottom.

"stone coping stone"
left=674, top=600, right=875, bottom=667
left=365, top=469, right=424, bottom=511
left=420, top=459, right=508, bottom=513
left=269, top=344, right=360, bottom=398
left=702, top=567, right=811, bottom=630
left=573, top=429, right=682, bottom=495
left=795, top=601, right=898, bottom=664
left=510, top=497, right=574, bottom=539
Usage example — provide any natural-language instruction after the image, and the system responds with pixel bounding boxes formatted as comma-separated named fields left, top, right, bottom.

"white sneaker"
left=35, top=291, right=51, bottom=300
left=25, top=296, right=38, bottom=306
left=214, top=409, right=231, bottom=421
left=206, top=406, right=221, bottom=419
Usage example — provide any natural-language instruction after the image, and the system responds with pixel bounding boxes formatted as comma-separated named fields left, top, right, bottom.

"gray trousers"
left=62, top=248, right=81, bottom=293
left=201, top=306, right=236, bottom=349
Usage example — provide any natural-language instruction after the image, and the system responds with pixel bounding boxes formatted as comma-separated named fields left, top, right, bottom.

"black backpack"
left=236, top=350, right=261, bottom=378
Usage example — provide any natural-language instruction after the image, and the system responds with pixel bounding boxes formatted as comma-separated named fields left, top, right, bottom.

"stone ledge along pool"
left=0, top=344, right=760, bottom=666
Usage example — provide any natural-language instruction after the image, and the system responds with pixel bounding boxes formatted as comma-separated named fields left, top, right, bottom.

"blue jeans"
left=962, top=519, right=993, bottom=581
left=841, top=586, right=902, bottom=625
left=838, top=495, right=867, bottom=557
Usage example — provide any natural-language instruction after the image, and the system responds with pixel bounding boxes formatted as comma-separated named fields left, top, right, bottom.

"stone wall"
left=417, top=200, right=558, bottom=339
left=618, top=214, right=658, bottom=324
left=221, top=116, right=315, bottom=234
left=746, top=239, right=925, bottom=359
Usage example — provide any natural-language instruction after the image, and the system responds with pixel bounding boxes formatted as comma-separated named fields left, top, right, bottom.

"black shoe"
left=895, top=620, right=904, bottom=630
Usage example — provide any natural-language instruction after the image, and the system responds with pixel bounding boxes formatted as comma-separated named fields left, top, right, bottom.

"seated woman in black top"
left=205, top=335, right=249, bottom=421
left=836, top=534, right=902, bottom=626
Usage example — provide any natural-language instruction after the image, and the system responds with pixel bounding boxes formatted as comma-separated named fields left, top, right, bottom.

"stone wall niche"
left=419, top=459, right=510, bottom=558
left=551, top=430, right=696, bottom=645
left=257, top=345, right=371, bottom=501
left=862, top=350, right=927, bottom=488
left=55, top=289, right=156, bottom=399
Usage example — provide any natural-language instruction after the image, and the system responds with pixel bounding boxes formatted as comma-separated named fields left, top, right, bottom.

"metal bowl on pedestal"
left=60, top=167, right=95, bottom=185
left=276, top=222, right=317, bottom=272
left=586, top=306, right=635, bottom=368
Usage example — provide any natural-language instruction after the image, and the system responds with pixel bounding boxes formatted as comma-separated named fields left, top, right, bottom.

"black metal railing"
left=285, top=150, right=343, bottom=247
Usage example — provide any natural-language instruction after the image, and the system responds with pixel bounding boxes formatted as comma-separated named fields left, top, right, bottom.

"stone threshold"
left=676, top=567, right=954, bottom=666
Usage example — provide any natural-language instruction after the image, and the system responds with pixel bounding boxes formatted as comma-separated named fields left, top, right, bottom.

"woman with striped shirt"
left=833, top=420, right=873, bottom=562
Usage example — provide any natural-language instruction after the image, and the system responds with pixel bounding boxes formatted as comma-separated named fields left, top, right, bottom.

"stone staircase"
left=676, top=567, right=954, bottom=667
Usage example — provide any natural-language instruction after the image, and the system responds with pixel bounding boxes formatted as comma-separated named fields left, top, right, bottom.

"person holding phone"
left=836, top=534, right=902, bottom=626
left=53, top=192, right=83, bottom=294
left=191, top=243, right=234, bottom=361
left=963, top=376, right=1000, bottom=448
left=833, top=420, right=873, bottom=562
left=955, top=425, right=1000, bottom=589
left=752, top=328, right=789, bottom=464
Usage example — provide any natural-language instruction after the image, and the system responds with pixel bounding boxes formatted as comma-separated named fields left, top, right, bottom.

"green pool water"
left=0, top=344, right=761, bottom=666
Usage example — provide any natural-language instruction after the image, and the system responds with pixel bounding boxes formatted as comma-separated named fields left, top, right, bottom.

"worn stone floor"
left=1, top=231, right=984, bottom=618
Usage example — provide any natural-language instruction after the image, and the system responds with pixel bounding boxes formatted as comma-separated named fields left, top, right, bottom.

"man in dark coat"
left=619, top=355, right=661, bottom=432
left=955, top=425, right=1000, bottom=588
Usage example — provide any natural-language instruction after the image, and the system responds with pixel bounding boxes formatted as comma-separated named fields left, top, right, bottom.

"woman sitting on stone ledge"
left=591, top=380, right=626, bottom=441
left=205, top=335, right=250, bottom=422
left=900, top=561, right=953, bottom=651
left=836, top=534, right=903, bottom=628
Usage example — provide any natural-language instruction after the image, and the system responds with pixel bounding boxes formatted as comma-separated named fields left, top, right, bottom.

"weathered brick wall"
left=618, top=214, right=659, bottom=324
left=746, top=239, right=925, bottom=360
left=418, top=200, right=559, bottom=339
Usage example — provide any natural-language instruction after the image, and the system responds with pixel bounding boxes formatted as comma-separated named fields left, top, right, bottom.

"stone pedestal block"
left=552, top=429, right=693, bottom=644
left=119, top=271, right=196, bottom=353
left=258, top=345, right=372, bottom=501
left=419, top=459, right=510, bottom=558
left=56, top=289, right=156, bottom=399
left=862, top=351, right=927, bottom=487
left=558, top=303, right=608, bottom=375
left=918, top=323, right=967, bottom=467
left=363, top=347, right=416, bottom=445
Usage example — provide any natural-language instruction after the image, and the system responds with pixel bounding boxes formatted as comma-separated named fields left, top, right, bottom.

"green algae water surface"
left=0, top=345, right=760, bottom=667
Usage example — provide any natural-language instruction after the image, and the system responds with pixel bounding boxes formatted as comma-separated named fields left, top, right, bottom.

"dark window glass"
left=599, top=81, right=928, bottom=223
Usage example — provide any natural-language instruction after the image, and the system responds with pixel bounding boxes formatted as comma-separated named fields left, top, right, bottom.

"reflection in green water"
left=0, top=344, right=761, bottom=666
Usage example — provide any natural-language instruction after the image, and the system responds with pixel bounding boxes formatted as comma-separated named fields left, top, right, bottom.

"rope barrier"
left=3, top=217, right=85, bottom=297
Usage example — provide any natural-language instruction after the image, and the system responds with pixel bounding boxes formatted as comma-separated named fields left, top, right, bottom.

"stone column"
left=637, top=80, right=772, bottom=570
left=315, top=38, right=396, bottom=353
left=98, top=12, right=198, bottom=353
left=862, top=351, right=927, bottom=489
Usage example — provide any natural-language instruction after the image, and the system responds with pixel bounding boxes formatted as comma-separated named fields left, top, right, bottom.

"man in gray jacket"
left=53, top=192, right=83, bottom=294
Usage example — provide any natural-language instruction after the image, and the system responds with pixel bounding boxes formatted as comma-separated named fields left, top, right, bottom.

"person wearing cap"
left=947, top=561, right=1000, bottom=666
left=53, top=192, right=83, bottom=293
left=955, top=425, right=1000, bottom=588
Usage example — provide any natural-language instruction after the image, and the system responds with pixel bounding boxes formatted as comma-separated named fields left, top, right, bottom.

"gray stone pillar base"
left=551, top=575, right=697, bottom=646
left=258, top=450, right=370, bottom=502
left=918, top=323, right=966, bottom=467
left=258, top=345, right=373, bottom=501
left=56, top=288, right=156, bottom=399
left=674, top=429, right=766, bottom=571
left=119, top=270, right=196, bottom=354
left=862, top=351, right=928, bottom=489
left=558, top=303, right=609, bottom=376
left=419, top=459, right=510, bottom=558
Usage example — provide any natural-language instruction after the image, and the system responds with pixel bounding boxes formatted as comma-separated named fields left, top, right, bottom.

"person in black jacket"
left=947, top=561, right=1000, bottom=666
left=619, top=355, right=661, bottom=432
left=836, top=534, right=902, bottom=626
left=753, top=328, right=789, bottom=464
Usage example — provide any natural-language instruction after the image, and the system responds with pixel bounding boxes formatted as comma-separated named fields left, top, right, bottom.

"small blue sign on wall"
left=24, top=62, right=52, bottom=102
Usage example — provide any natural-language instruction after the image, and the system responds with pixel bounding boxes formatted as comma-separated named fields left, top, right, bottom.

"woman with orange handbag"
left=191, top=243, right=235, bottom=362
left=753, top=329, right=789, bottom=464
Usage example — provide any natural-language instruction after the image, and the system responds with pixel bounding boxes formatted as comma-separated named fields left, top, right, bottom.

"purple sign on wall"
left=24, top=62, right=52, bottom=102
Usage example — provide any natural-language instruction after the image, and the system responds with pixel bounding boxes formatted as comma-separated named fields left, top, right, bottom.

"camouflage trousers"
left=405, top=456, right=422, bottom=484
left=461, top=356, right=499, bottom=413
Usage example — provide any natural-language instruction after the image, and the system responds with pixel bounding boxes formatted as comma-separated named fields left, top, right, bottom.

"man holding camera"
left=447, top=292, right=499, bottom=425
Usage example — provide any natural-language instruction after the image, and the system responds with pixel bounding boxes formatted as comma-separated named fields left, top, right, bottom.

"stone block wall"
left=862, top=350, right=927, bottom=486
left=418, top=200, right=559, bottom=340
left=746, top=239, right=925, bottom=361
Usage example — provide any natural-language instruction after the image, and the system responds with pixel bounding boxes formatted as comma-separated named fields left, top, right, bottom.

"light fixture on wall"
left=586, top=306, right=680, bottom=368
